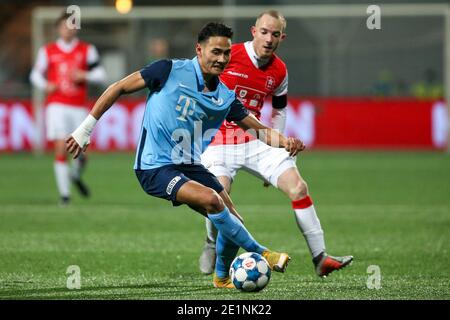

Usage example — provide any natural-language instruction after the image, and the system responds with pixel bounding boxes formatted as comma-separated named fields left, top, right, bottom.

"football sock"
left=205, top=217, right=218, bottom=244
left=215, top=231, right=240, bottom=278
left=54, top=156, right=70, bottom=198
left=292, top=196, right=325, bottom=258
left=207, top=207, right=266, bottom=255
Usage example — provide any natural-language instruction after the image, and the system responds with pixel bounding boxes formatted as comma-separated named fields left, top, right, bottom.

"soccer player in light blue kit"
left=66, top=22, right=305, bottom=288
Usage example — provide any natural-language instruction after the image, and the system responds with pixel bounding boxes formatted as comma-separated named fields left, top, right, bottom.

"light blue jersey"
left=134, top=58, right=248, bottom=170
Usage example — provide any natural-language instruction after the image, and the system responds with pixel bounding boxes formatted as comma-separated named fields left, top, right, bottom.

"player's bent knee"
left=290, top=181, right=309, bottom=200
left=203, top=190, right=225, bottom=214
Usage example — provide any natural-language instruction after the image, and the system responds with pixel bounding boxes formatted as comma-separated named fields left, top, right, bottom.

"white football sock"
left=292, top=196, right=325, bottom=258
left=54, top=160, right=70, bottom=198
left=205, top=217, right=218, bottom=244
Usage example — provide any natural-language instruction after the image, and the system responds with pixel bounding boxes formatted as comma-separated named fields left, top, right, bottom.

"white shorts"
left=201, top=140, right=297, bottom=188
left=46, top=103, right=88, bottom=141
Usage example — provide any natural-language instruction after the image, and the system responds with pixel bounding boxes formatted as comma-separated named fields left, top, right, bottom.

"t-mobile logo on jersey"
left=176, top=95, right=196, bottom=122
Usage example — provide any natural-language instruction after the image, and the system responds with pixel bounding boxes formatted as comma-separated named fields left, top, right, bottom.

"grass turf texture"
left=0, top=151, right=449, bottom=300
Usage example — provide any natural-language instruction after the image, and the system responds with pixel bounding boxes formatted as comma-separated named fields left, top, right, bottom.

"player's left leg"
left=276, top=167, right=353, bottom=277
left=70, top=152, right=90, bottom=198
left=69, top=107, right=91, bottom=198
left=213, top=231, right=239, bottom=288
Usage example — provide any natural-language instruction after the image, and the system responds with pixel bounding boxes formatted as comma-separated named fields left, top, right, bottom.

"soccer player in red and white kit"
left=200, top=10, right=353, bottom=278
left=30, top=12, right=106, bottom=205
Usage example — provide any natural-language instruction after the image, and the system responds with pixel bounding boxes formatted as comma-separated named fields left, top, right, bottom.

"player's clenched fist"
left=284, top=137, right=305, bottom=157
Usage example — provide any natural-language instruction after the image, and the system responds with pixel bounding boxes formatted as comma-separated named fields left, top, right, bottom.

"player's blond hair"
left=255, top=10, right=287, bottom=32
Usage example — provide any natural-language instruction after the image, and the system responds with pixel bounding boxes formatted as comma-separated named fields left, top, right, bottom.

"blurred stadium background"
left=0, top=0, right=449, bottom=300
left=0, top=0, right=448, bottom=151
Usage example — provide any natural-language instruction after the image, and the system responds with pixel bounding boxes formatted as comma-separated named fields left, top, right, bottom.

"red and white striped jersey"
left=212, top=41, right=288, bottom=145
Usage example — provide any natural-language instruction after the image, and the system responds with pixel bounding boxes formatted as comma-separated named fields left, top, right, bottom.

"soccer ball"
left=229, top=252, right=271, bottom=292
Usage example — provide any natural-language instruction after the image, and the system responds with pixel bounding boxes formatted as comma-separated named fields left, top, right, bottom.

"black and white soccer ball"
left=229, top=252, right=271, bottom=292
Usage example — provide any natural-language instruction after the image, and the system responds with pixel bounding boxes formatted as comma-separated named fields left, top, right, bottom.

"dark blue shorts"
left=135, top=164, right=224, bottom=206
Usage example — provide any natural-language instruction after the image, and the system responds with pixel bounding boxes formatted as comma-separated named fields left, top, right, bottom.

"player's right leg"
left=135, top=164, right=291, bottom=288
left=199, top=144, right=240, bottom=274
left=246, top=140, right=353, bottom=277
left=46, top=103, right=71, bottom=205
left=176, top=181, right=290, bottom=284
left=176, top=180, right=266, bottom=254
left=53, top=140, right=71, bottom=205
left=277, top=167, right=353, bottom=277
left=200, top=176, right=232, bottom=274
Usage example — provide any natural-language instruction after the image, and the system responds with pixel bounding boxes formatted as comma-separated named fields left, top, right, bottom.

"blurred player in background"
left=199, top=10, right=353, bottom=278
left=66, top=22, right=306, bottom=288
left=30, top=12, right=106, bottom=205
left=147, top=37, right=169, bottom=63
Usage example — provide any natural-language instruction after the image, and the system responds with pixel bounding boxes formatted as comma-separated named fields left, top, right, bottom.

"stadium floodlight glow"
left=115, top=0, right=132, bottom=14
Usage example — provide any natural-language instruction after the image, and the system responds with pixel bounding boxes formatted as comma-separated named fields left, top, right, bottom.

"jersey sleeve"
left=87, top=45, right=101, bottom=68
left=140, top=59, right=172, bottom=91
left=29, top=46, right=48, bottom=90
left=226, top=98, right=250, bottom=122
left=86, top=45, right=106, bottom=84
left=273, top=71, right=288, bottom=96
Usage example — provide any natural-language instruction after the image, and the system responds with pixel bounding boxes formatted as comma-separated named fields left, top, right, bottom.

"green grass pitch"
left=0, top=151, right=449, bottom=299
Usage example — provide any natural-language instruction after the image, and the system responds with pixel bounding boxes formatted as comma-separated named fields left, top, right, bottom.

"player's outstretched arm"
left=66, top=71, right=146, bottom=159
left=236, top=114, right=305, bottom=157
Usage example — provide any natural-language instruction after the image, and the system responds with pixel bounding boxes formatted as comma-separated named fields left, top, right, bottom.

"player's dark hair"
left=55, top=11, right=72, bottom=27
left=197, top=22, right=233, bottom=44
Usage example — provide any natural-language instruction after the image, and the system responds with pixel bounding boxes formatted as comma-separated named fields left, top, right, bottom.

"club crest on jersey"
left=239, top=90, right=247, bottom=98
left=265, top=76, right=276, bottom=90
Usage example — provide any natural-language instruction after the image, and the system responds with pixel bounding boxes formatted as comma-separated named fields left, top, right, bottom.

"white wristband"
left=71, top=114, right=97, bottom=148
